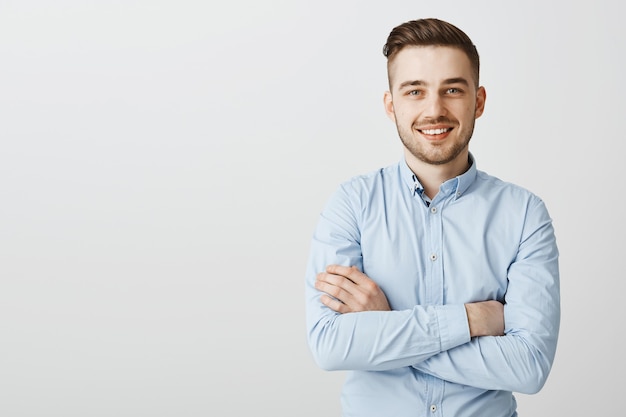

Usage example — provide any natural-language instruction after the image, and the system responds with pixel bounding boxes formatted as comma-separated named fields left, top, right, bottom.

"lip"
left=416, top=125, right=454, bottom=140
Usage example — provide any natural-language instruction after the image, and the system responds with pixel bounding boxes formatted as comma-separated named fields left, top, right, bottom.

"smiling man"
left=305, top=18, right=560, bottom=417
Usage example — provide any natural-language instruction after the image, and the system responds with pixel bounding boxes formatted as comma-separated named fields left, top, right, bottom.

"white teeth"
left=422, top=128, right=450, bottom=135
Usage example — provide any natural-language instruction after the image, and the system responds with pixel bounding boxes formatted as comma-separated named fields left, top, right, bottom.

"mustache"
left=413, top=117, right=457, bottom=128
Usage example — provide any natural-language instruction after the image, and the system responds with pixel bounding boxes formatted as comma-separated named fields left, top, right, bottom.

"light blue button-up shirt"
left=305, top=155, right=560, bottom=417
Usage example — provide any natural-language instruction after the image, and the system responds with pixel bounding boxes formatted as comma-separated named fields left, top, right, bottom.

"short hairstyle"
left=383, top=18, right=480, bottom=87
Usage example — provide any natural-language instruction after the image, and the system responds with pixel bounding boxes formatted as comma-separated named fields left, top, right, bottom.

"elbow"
left=307, top=339, right=346, bottom=371
left=517, top=356, right=554, bottom=394
left=306, top=312, right=347, bottom=371
left=515, top=376, right=547, bottom=395
left=312, top=355, right=344, bottom=372
left=502, top=328, right=558, bottom=394
left=510, top=350, right=554, bottom=394
left=307, top=320, right=351, bottom=371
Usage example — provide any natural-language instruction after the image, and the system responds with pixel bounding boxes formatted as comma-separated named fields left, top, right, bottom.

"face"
left=384, top=46, right=486, bottom=167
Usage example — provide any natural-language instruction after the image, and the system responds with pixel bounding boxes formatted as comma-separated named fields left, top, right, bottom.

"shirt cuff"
left=435, top=304, right=471, bottom=352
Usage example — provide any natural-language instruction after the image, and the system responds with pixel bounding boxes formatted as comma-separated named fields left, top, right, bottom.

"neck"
left=405, top=149, right=470, bottom=199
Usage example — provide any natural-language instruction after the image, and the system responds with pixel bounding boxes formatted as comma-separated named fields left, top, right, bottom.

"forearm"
left=413, top=332, right=556, bottom=394
left=309, top=275, right=504, bottom=372
left=413, top=275, right=559, bottom=393
left=307, top=298, right=470, bottom=371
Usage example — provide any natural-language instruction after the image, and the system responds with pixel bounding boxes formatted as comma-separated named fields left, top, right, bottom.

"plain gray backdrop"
left=1, top=0, right=623, bottom=415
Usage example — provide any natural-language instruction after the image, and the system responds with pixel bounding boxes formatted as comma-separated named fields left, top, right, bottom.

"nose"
left=422, top=93, right=447, bottom=119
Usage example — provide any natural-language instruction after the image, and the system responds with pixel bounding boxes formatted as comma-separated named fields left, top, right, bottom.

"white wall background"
left=1, top=0, right=622, bottom=415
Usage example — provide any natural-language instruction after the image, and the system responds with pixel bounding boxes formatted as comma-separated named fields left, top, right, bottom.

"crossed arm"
left=316, top=264, right=505, bottom=338
left=312, top=235, right=561, bottom=395
left=307, top=186, right=560, bottom=393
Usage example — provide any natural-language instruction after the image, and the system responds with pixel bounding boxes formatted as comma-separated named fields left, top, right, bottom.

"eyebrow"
left=397, top=77, right=470, bottom=90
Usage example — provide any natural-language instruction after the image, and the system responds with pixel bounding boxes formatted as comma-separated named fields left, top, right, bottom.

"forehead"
left=388, top=46, right=475, bottom=89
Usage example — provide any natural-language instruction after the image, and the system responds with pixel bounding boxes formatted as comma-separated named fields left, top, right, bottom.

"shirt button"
left=430, top=206, right=437, bottom=213
left=430, top=404, right=437, bottom=412
left=430, top=253, right=437, bottom=261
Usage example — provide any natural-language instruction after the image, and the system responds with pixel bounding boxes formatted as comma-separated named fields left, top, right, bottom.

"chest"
left=360, top=197, right=520, bottom=308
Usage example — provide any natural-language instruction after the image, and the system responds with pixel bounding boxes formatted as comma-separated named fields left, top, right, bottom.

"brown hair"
left=383, top=18, right=480, bottom=87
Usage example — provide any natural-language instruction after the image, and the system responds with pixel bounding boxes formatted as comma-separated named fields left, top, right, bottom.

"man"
left=304, top=18, right=560, bottom=417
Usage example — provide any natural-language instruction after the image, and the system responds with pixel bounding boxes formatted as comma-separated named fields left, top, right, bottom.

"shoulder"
left=339, top=162, right=401, bottom=193
left=475, top=170, right=542, bottom=201
left=473, top=170, right=550, bottom=219
left=323, top=162, right=402, bottom=212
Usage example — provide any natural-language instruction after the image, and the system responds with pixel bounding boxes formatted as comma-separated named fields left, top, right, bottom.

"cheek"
left=459, top=104, right=476, bottom=121
left=394, top=103, right=417, bottom=122
left=396, top=112, right=413, bottom=127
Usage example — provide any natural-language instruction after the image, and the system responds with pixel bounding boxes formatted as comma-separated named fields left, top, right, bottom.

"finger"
left=315, top=279, right=354, bottom=304
left=326, top=265, right=367, bottom=285
left=320, top=294, right=350, bottom=314
left=317, top=272, right=358, bottom=295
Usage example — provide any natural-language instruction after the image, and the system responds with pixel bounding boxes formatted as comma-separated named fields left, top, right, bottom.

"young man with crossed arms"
left=305, top=18, right=560, bottom=417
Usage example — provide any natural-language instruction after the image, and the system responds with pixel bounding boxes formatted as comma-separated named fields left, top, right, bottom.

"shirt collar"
left=401, top=153, right=478, bottom=200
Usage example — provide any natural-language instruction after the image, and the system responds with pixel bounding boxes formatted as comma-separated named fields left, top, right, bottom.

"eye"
left=407, top=90, right=422, bottom=96
left=446, top=87, right=462, bottom=94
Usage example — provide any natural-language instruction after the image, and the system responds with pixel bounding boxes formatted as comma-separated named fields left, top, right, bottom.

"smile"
left=420, top=128, right=451, bottom=135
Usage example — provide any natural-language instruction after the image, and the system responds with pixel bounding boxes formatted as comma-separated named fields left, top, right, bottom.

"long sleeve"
left=305, top=158, right=559, bottom=416
left=413, top=197, right=560, bottom=394
left=305, top=182, right=471, bottom=371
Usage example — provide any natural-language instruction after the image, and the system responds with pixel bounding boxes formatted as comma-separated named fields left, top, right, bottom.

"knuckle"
left=336, top=303, right=349, bottom=314
left=328, top=286, right=342, bottom=298
left=363, top=281, right=378, bottom=293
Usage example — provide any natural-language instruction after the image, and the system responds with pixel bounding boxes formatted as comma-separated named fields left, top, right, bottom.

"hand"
left=465, top=300, right=505, bottom=337
left=315, top=265, right=390, bottom=313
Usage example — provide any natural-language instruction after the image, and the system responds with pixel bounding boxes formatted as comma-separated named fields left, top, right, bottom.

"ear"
left=383, top=91, right=396, bottom=122
left=474, top=86, right=486, bottom=119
